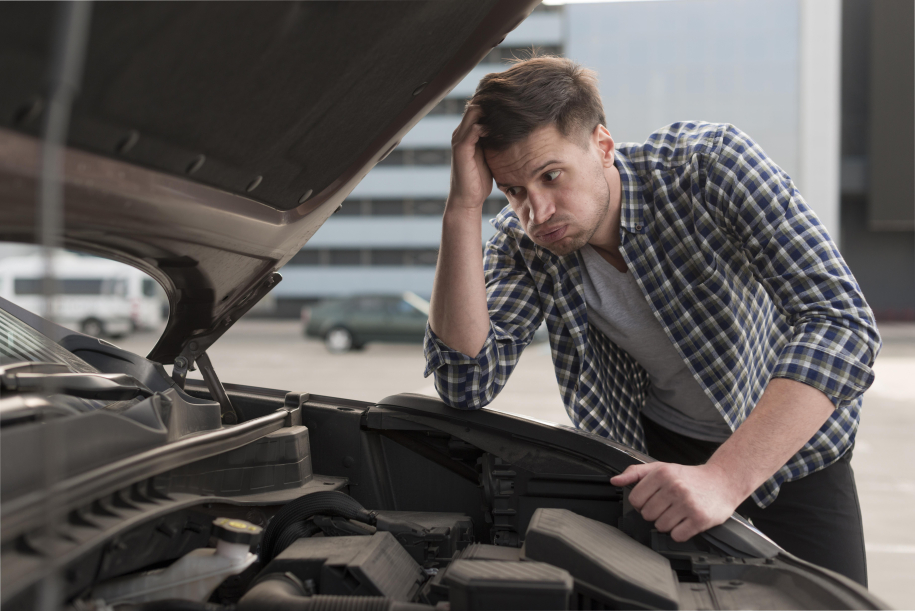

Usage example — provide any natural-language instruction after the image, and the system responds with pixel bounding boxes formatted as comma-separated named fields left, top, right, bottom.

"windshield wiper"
left=1, top=369, right=153, bottom=401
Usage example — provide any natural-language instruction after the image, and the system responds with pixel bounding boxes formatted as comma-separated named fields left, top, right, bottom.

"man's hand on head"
left=429, top=102, right=496, bottom=358
left=448, top=103, right=493, bottom=212
left=610, top=462, right=745, bottom=542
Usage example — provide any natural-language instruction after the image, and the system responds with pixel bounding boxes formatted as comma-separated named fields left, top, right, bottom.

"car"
left=0, top=3, right=890, bottom=611
left=303, top=292, right=430, bottom=352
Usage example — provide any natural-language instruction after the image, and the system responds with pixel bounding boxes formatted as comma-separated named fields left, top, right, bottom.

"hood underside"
left=0, top=1, right=537, bottom=362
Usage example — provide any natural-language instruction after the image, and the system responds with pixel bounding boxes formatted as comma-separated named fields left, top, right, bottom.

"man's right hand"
left=447, top=104, right=493, bottom=211
left=428, top=104, right=495, bottom=358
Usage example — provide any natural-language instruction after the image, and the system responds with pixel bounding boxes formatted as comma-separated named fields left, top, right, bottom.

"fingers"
left=654, top=508, right=688, bottom=534
left=609, top=462, right=658, bottom=487
left=612, top=462, right=719, bottom=542
left=638, top=488, right=673, bottom=522
left=452, top=104, right=485, bottom=147
left=463, top=102, right=484, bottom=122
left=670, top=519, right=703, bottom=543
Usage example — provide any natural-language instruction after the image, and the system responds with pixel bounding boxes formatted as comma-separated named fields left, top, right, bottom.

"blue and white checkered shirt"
left=424, top=122, right=880, bottom=508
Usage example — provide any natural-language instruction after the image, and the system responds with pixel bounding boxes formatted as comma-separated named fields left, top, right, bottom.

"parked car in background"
left=0, top=253, right=133, bottom=338
left=303, top=292, right=429, bottom=352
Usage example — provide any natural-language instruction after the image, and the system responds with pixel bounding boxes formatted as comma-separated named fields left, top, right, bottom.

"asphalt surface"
left=119, top=321, right=915, bottom=609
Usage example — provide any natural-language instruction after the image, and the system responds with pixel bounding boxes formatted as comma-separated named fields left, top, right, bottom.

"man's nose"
left=528, top=190, right=555, bottom=226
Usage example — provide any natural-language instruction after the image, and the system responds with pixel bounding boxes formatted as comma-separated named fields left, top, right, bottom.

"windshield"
left=0, top=308, right=97, bottom=373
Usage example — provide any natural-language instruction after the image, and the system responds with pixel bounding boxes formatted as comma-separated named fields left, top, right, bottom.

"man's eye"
left=544, top=170, right=560, bottom=182
left=506, top=187, right=518, bottom=197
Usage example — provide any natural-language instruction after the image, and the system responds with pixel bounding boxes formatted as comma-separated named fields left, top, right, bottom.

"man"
left=423, top=56, right=880, bottom=585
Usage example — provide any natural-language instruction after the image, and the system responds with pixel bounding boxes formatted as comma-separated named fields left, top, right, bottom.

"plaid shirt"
left=424, top=122, right=880, bottom=507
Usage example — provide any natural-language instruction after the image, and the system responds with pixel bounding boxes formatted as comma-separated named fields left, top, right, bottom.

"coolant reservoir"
left=92, top=517, right=262, bottom=604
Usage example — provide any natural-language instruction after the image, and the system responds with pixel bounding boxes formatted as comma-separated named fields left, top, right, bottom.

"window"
left=287, top=249, right=439, bottom=267
left=353, top=297, right=386, bottom=312
left=413, top=200, right=446, bottom=215
left=289, top=250, right=321, bottom=265
left=329, top=250, right=363, bottom=266
left=371, top=200, right=405, bottom=215
left=15, top=278, right=106, bottom=295
left=427, top=98, right=470, bottom=116
left=480, top=45, right=563, bottom=65
left=142, top=278, right=157, bottom=297
left=408, top=250, right=439, bottom=266
left=332, top=198, right=503, bottom=217
left=0, top=309, right=97, bottom=371
left=483, top=200, right=508, bottom=216
left=377, top=148, right=451, bottom=167
left=371, top=250, right=406, bottom=266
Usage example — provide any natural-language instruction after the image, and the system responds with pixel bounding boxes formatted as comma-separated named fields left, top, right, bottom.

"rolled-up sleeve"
left=707, top=125, right=881, bottom=409
left=423, top=229, right=543, bottom=409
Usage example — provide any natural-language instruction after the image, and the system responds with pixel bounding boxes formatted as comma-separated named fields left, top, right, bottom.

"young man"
left=423, top=57, right=880, bottom=585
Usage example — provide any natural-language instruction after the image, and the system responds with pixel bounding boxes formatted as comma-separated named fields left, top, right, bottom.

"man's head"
left=471, top=57, right=619, bottom=256
left=474, top=56, right=606, bottom=152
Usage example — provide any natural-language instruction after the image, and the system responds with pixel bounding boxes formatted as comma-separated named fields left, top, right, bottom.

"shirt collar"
left=614, top=150, right=647, bottom=235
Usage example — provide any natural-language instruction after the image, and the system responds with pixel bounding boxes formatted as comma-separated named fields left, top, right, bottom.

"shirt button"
left=635, top=224, right=643, bottom=231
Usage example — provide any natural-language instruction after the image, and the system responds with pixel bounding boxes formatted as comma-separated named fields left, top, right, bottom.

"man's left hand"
left=610, top=462, right=744, bottom=542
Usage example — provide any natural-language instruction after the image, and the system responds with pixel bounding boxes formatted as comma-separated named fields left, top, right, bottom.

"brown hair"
left=472, top=55, right=606, bottom=151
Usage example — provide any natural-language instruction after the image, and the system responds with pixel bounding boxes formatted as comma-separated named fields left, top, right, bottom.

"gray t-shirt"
left=579, top=245, right=733, bottom=443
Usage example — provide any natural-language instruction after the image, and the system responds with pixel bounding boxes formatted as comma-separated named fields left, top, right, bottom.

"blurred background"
left=1, top=0, right=913, bottom=607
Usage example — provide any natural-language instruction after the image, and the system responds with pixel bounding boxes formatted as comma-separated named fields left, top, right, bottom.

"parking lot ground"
left=119, top=320, right=915, bottom=609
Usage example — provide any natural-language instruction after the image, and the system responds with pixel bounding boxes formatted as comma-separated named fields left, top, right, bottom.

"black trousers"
left=640, top=415, right=868, bottom=586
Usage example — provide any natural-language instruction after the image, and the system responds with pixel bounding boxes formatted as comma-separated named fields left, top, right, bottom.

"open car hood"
left=0, top=1, right=537, bottom=363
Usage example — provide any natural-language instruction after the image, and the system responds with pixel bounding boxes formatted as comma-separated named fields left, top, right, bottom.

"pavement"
left=119, top=320, right=915, bottom=609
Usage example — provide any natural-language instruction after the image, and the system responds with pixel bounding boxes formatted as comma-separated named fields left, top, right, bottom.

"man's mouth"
left=536, top=225, right=568, bottom=244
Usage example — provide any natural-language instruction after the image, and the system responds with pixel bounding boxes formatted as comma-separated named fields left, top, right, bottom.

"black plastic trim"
left=1, top=409, right=288, bottom=540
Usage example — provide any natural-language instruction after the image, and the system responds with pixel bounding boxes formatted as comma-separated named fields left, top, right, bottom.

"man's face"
left=484, top=124, right=613, bottom=256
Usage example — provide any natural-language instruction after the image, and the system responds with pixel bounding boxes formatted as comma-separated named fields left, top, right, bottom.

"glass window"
left=483, top=199, right=508, bottom=216
left=371, top=200, right=405, bottom=215
left=427, top=97, right=469, bottom=116
left=142, top=278, right=157, bottom=297
left=107, top=279, right=128, bottom=297
left=0, top=309, right=96, bottom=372
left=14, top=278, right=107, bottom=295
left=354, top=297, right=386, bottom=312
left=411, top=250, right=439, bottom=266
left=371, top=250, right=405, bottom=266
left=289, top=250, right=321, bottom=265
left=13, top=278, right=43, bottom=295
left=329, top=250, right=362, bottom=266
left=414, top=200, right=446, bottom=216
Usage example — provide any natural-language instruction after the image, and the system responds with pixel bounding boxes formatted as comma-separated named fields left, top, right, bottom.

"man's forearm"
left=611, top=377, right=837, bottom=541
left=428, top=205, right=491, bottom=357
left=705, top=377, right=836, bottom=500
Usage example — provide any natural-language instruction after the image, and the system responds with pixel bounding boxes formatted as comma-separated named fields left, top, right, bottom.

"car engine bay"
left=0, top=303, right=886, bottom=611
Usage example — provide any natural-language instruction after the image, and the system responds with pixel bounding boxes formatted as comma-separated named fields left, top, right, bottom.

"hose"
left=237, top=575, right=432, bottom=611
left=261, top=491, right=433, bottom=563
left=260, top=491, right=373, bottom=561
left=273, top=519, right=323, bottom=558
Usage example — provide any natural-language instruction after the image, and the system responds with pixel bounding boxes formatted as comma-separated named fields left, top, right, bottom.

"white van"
left=0, top=253, right=133, bottom=338
left=124, top=267, right=167, bottom=331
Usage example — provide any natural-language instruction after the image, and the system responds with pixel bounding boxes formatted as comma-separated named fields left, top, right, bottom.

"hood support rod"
left=171, top=351, right=238, bottom=425
left=195, top=351, right=238, bottom=425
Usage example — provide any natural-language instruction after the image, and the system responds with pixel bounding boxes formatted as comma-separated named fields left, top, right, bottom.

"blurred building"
left=264, top=1, right=915, bottom=320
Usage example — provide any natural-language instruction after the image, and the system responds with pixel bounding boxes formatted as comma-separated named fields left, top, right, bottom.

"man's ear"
left=593, top=124, right=615, bottom=167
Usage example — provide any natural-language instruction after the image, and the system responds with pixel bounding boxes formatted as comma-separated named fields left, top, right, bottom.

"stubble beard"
left=537, top=171, right=612, bottom=257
